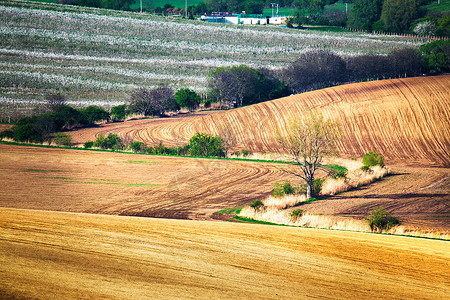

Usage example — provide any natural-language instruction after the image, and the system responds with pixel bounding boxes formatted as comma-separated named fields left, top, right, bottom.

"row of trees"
left=292, top=0, right=449, bottom=37
left=0, top=96, right=110, bottom=144
left=280, top=41, right=449, bottom=93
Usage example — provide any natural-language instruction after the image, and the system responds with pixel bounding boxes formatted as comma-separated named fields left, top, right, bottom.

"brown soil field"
left=1, top=207, right=449, bottom=299
left=70, top=75, right=450, bottom=167
left=0, top=143, right=448, bottom=231
left=0, top=143, right=302, bottom=220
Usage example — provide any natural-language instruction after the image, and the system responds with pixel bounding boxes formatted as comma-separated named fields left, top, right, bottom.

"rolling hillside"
left=71, top=75, right=450, bottom=166
left=1, top=208, right=449, bottom=299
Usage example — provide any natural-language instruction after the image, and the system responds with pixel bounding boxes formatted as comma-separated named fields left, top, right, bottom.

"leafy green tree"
left=293, top=0, right=327, bottom=24
left=381, top=0, right=417, bottom=33
left=175, top=88, right=201, bottom=110
left=101, top=0, right=134, bottom=10
left=52, top=105, right=88, bottom=129
left=80, top=106, right=110, bottom=124
left=111, top=104, right=128, bottom=121
left=189, top=132, right=225, bottom=157
left=243, top=0, right=265, bottom=14
left=348, top=0, right=384, bottom=30
left=420, top=40, right=450, bottom=73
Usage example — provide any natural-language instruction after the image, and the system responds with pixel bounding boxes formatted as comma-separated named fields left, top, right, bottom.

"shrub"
left=84, top=141, right=94, bottom=148
left=362, top=151, right=384, bottom=167
left=232, top=149, right=253, bottom=157
left=12, top=122, right=44, bottom=143
left=94, top=133, right=123, bottom=150
left=52, top=105, right=88, bottom=129
left=79, top=106, right=109, bottom=124
left=301, top=178, right=325, bottom=198
left=130, top=141, right=145, bottom=153
left=53, top=132, right=72, bottom=146
left=366, top=206, right=400, bottom=233
left=189, top=132, right=225, bottom=157
left=360, top=165, right=373, bottom=173
left=175, top=88, right=201, bottom=110
left=111, top=104, right=127, bottom=121
left=0, top=129, right=15, bottom=139
left=273, top=180, right=297, bottom=197
left=290, top=209, right=304, bottom=221
left=332, top=170, right=348, bottom=179
left=249, top=199, right=264, bottom=210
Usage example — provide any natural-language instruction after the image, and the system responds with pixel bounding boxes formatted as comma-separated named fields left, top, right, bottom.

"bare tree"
left=128, top=86, right=177, bottom=117
left=276, top=112, right=340, bottom=199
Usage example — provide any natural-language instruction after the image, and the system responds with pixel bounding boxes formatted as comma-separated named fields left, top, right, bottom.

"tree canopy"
left=276, top=112, right=340, bottom=199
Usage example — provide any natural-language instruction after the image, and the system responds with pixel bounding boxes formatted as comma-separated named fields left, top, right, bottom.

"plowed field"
left=0, top=143, right=302, bottom=220
left=0, top=143, right=448, bottom=230
left=1, top=208, right=448, bottom=299
left=70, top=75, right=450, bottom=167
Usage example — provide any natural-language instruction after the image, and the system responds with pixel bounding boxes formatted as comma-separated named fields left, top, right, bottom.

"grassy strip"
left=233, top=216, right=289, bottom=226
left=23, top=169, right=65, bottom=173
left=124, top=160, right=157, bottom=164
left=0, top=140, right=347, bottom=172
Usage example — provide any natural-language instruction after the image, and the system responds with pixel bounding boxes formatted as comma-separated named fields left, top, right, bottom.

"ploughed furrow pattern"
left=0, top=144, right=295, bottom=220
left=71, top=76, right=449, bottom=166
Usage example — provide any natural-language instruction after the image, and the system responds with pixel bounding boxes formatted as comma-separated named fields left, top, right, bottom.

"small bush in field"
left=366, top=206, right=400, bottom=233
left=94, top=133, right=123, bottom=150
left=232, top=150, right=253, bottom=157
left=273, top=180, right=297, bottom=197
left=290, top=209, right=304, bottom=221
left=360, top=165, right=373, bottom=173
left=130, top=141, right=145, bottom=153
left=84, top=141, right=94, bottom=148
left=53, top=132, right=72, bottom=146
left=0, top=129, right=14, bottom=139
left=332, top=170, right=347, bottom=179
left=249, top=199, right=264, bottom=210
left=362, top=151, right=384, bottom=167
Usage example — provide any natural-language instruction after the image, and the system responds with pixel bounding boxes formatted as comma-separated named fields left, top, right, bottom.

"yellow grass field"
left=70, top=75, right=450, bottom=166
left=1, top=208, right=449, bottom=299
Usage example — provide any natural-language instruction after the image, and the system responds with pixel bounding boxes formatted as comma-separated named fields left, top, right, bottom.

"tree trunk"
left=306, top=177, right=312, bottom=199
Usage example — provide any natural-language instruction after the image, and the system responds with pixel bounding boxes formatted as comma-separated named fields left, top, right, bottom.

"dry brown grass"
left=321, top=165, right=390, bottom=196
left=1, top=207, right=449, bottom=299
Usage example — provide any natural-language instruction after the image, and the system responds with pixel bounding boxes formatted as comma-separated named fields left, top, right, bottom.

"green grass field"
left=424, top=0, right=450, bottom=12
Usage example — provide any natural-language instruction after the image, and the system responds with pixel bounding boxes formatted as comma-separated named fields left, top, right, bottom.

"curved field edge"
left=70, top=75, right=450, bottom=167
left=0, top=207, right=449, bottom=299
